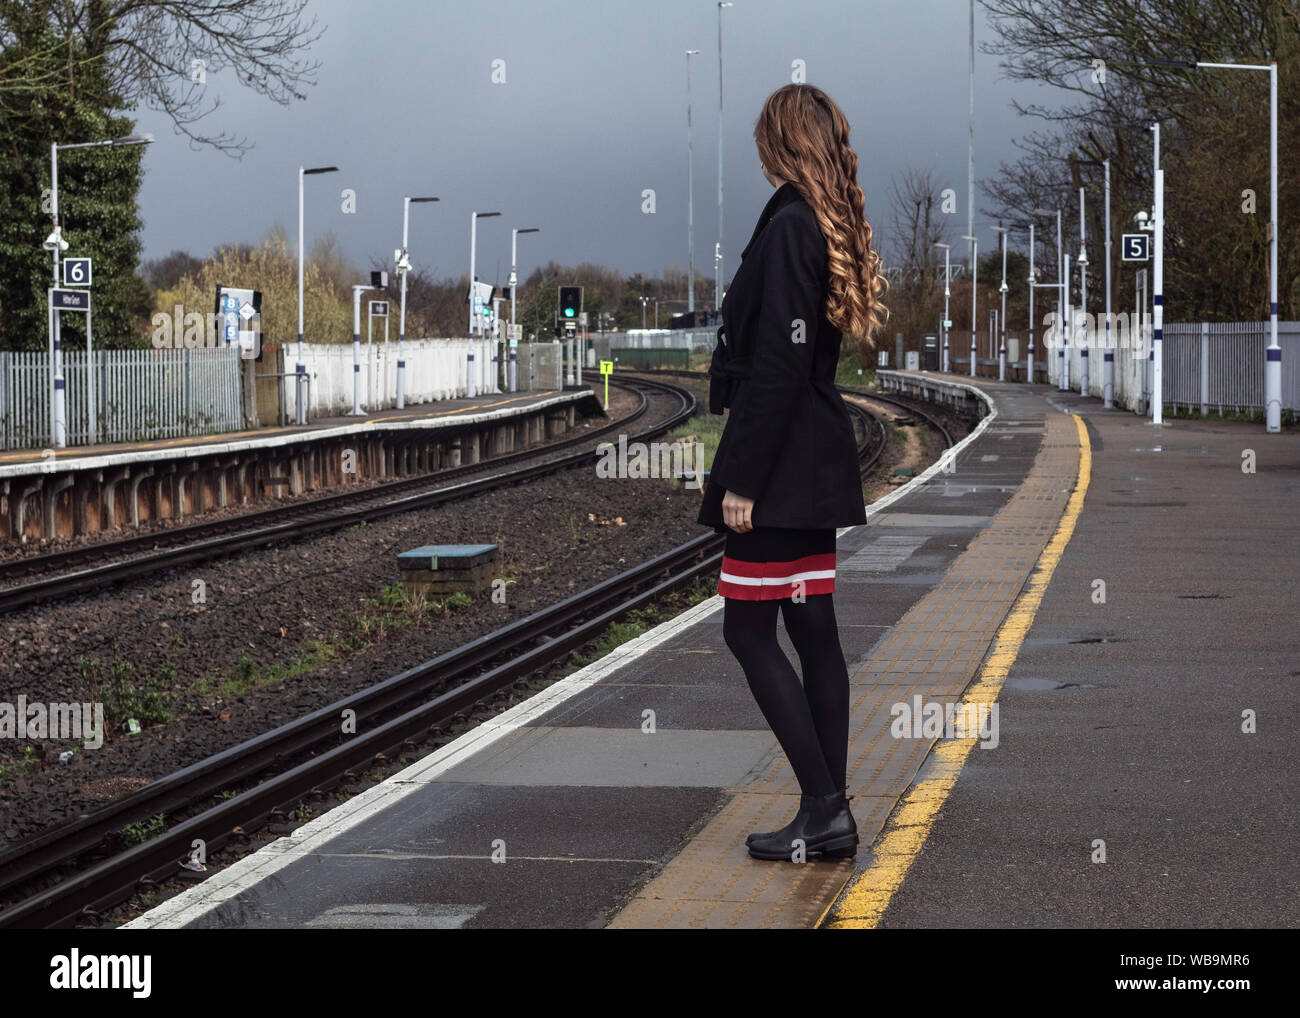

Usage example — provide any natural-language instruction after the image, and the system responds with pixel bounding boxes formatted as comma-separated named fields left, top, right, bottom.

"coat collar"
left=740, top=181, right=802, bottom=262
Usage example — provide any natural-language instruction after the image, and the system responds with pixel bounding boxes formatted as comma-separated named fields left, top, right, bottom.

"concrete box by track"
left=398, top=543, right=499, bottom=597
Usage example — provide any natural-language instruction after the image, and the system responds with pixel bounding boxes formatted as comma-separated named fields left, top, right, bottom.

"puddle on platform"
left=1020, top=636, right=1074, bottom=648
left=1004, top=677, right=1098, bottom=691
left=1022, top=635, right=1126, bottom=649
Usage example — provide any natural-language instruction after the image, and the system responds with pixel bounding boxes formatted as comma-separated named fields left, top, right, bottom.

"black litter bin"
left=922, top=333, right=940, bottom=371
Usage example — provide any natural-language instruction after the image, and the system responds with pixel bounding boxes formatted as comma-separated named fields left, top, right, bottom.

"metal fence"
left=0, top=348, right=243, bottom=451
left=590, top=329, right=715, bottom=367
left=1160, top=322, right=1300, bottom=414
left=1043, top=318, right=1299, bottom=415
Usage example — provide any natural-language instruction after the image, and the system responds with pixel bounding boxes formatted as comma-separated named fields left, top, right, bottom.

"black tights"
left=722, top=593, right=849, bottom=798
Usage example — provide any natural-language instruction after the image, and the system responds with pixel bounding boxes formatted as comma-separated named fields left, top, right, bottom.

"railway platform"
left=0, top=387, right=598, bottom=542
left=123, top=372, right=1298, bottom=929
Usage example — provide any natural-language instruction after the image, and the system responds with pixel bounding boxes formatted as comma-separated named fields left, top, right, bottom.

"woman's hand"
left=722, top=490, right=756, bottom=533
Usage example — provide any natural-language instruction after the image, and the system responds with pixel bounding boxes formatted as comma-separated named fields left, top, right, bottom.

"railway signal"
left=559, top=286, right=582, bottom=322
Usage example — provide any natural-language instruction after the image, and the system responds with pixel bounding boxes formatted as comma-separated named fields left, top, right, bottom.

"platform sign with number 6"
left=63, top=258, right=92, bottom=287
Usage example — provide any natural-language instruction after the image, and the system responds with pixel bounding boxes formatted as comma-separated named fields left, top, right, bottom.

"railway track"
left=0, top=370, right=955, bottom=928
left=627, top=366, right=956, bottom=458
left=0, top=378, right=690, bottom=616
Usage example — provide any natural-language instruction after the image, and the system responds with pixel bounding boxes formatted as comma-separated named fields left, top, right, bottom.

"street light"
left=1077, top=157, right=1113, bottom=407
left=992, top=224, right=1009, bottom=381
left=395, top=196, right=439, bottom=410
left=934, top=242, right=951, bottom=372
left=509, top=226, right=539, bottom=392
left=961, top=234, right=978, bottom=377
left=715, top=2, right=733, bottom=313
left=1026, top=219, right=1038, bottom=384
left=297, top=165, right=338, bottom=426
left=1159, top=58, right=1280, bottom=432
left=686, top=49, right=700, bottom=314
left=1033, top=207, right=1064, bottom=389
left=349, top=278, right=385, bottom=416
left=47, top=132, right=154, bottom=448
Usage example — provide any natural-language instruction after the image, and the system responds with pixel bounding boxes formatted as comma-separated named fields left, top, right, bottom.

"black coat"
left=697, top=181, right=867, bottom=532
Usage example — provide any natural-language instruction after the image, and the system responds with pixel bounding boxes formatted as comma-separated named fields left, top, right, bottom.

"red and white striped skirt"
left=716, top=526, right=837, bottom=601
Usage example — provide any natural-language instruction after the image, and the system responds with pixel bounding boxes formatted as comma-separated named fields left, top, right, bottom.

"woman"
left=698, top=83, right=887, bottom=862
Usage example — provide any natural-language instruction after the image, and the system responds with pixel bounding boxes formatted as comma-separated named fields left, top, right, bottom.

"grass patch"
left=191, top=582, right=478, bottom=702
left=120, top=813, right=165, bottom=846
left=0, top=745, right=41, bottom=778
left=835, top=346, right=876, bottom=388
left=194, top=640, right=340, bottom=700
left=1164, top=405, right=1297, bottom=428
left=76, top=654, right=174, bottom=726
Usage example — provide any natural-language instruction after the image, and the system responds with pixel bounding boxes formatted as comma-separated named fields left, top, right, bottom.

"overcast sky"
left=132, top=0, right=1063, bottom=284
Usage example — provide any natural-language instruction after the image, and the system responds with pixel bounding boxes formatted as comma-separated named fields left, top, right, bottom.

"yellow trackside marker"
left=823, top=412, right=1091, bottom=929
left=599, top=360, right=614, bottom=410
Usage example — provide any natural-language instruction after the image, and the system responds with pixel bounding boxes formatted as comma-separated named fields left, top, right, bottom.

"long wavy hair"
left=753, top=84, right=888, bottom=344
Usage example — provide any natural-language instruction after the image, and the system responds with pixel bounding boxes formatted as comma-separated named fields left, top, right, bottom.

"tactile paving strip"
left=608, top=413, right=1082, bottom=928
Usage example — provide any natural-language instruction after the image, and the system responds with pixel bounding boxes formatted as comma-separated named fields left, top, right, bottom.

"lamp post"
left=1060, top=244, right=1071, bottom=390
left=349, top=281, right=383, bottom=415
left=509, top=226, right=539, bottom=393
left=47, top=133, right=153, bottom=448
left=961, top=234, right=978, bottom=377
left=1033, top=207, right=1063, bottom=386
left=1147, top=122, right=1163, bottom=421
left=1135, top=208, right=1155, bottom=411
left=1027, top=220, right=1037, bottom=384
left=1034, top=205, right=1066, bottom=387
left=993, top=224, right=1008, bottom=381
left=1075, top=185, right=1090, bottom=396
left=715, top=1, right=733, bottom=313
left=934, top=242, right=951, bottom=372
left=1200, top=61, right=1277, bottom=430
left=395, top=196, right=438, bottom=410
left=686, top=48, right=700, bottom=314
left=1077, top=158, right=1113, bottom=407
left=297, top=165, right=338, bottom=425
left=1150, top=58, right=1278, bottom=430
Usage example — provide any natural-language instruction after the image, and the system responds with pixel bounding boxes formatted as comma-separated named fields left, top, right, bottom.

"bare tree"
left=978, top=0, right=1300, bottom=319
left=882, top=169, right=952, bottom=346
left=10, top=0, right=325, bottom=154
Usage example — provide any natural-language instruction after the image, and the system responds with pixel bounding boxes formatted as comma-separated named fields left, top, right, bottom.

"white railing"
left=0, top=348, right=243, bottom=451
left=281, top=338, right=566, bottom=419
left=0, top=339, right=575, bottom=452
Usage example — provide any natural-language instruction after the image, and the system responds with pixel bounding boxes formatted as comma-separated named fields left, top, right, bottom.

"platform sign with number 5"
left=63, top=258, right=92, bottom=287
left=1121, top=234, right=1150, bottom=262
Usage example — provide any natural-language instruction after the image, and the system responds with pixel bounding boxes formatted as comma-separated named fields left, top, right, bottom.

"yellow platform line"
left=822, top=412, right=1092, bottom=929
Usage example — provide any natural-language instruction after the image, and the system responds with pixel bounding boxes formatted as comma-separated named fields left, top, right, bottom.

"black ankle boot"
left=747, top=792, right=853, bottom=846
left=746, top=790, right=858, bottom=861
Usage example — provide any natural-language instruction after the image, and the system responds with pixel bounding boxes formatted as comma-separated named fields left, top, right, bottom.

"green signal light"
left=564, top=309, right=575, bottom=317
